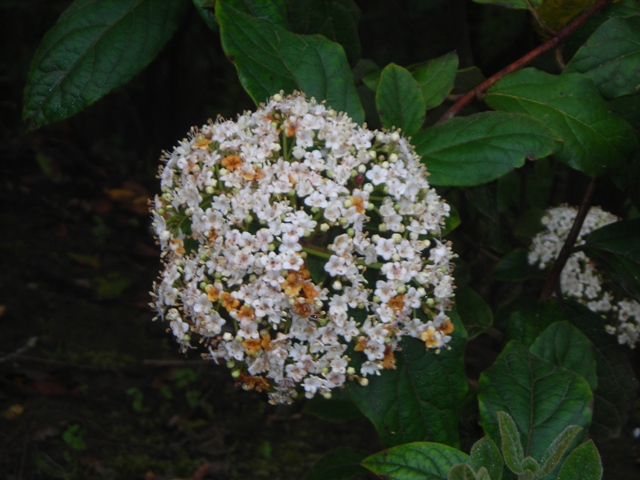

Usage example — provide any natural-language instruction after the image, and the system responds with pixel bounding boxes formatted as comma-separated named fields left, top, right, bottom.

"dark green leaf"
left=564, top=15, right=640, bottom=99
left=412, top=52, right=458, bottom=110
left=538, top=425, right=583, bottom=477
left=362, top=442, right=470, bottom=480
left=583, top=218, right=640, bottom=300
left=492, top=248, right=540, bottom=282
left=288, top=0, right=361, bottom=65
left=470, top=436, right=503, bottom=480
left=520, top=457, right=538, bottom=475
left=561, top=300, right=638, bottom=440
left=224, top=0, right=287, bottom=25
left=347, top=313, right=467, bottom=448
left=557, top=440, right=603, bottom=480
left=497, top=412, right=524, bottom=475
left=216, top=0, right=364, bottom=123
left=485, top=68, right=639, bottom=177
left=452, top=67, right=486, bottom=95
left=413, top=112, right=560, bottom=186
left=478, top=341, right=593, bottom=461
left=23, top=0, right=187, bottom=127
left=530, top=321, right=598, bottom=391
left=455, top=287, right=493, bottom=340
left=305, top=447, right=369, bottom=480
left=376, top=63, right=426, bottom=136
left=448, top=463, right=477, bottom=480
left=505, top=301, right=565, bottom=346
left=193, top=0, right=218, bottom=31
left=609, top=93, right=640, bottom=129
left=471, top=0, right=541, bottom=9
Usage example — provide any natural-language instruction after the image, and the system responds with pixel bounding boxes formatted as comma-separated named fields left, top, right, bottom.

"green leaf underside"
left=583, top=218, right=640, bottom=301
left=377, top=63, right=426, bottom=136
left=470, top=436, right=503, bottom=480
left=455, top=287, right=493, bottom=340
left=448, top=463, right=477, bottom=480
left=497, top=411, right=524, bottom=474
left=478, top=341, right=593, bottom=461
left=288, top=0, right=361, bottom=65
left=530, top=321, right=598, bottom=391
left=485, top=68, right=638, bottom=177
left=347, top=313, right=467, bottom=448
left=412, top=51, right=458, bottom=110
left=305, top=447, right=369, bottom=480
left=560, top=300, right=639, bottom=440
left=362, top=442, right=470, bottom=480
left=557, top=440, right=603, bottom=480
left=564, top=15, right=640, bottom=99
left=537, top=425, right=582, bottom=477
left=471, top=0, right=542, bottom=9
left=23, top=0, right=187, bottom=127
left=216, top=0, right=364, bottom=124
left=413, top=111, right=559, bottom=186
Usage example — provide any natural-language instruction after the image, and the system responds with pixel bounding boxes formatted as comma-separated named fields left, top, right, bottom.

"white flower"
left=529, top=205, right=639, bottom=348
left=151, top=91, right=457, bottom=403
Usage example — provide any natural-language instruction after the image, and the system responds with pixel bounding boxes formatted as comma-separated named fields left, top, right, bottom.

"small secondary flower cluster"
left=151, top=92, right=456, bottom=403
left=529, top=205, right=640, bottom=347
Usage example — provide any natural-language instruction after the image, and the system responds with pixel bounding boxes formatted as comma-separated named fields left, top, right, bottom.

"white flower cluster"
left=150, top=92, right=457, bottom=403
left=529, top=205, right=640, bottom=348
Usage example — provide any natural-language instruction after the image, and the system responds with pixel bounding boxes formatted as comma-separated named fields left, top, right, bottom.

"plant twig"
left=539, top=178, right=597, bottom=301
left=0, top=337, right=38, bottom=364
left=437, top=0, right=613, bottom=124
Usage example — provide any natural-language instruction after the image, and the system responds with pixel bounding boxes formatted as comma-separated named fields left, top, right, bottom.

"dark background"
left=1, top=1, right=637, bottom=478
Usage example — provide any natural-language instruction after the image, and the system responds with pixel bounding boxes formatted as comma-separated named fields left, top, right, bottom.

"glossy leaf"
left=470, top=436, right=503, bottom=480
left=377, top=63, right=426, bottom=136
left=305, top=447, right=369, bottom=480
left=538, top=425, right=583, bottom=477
left=497, top=412, right=524, bottom=475
left=448, top=463, right=477, bottom=480
left=455, top=287, right=493, bottom=340
left=347, top=313, right=467, bottom=448
left=485, top=68, right=638, bottom=177
left=478, top=341, right=593, bottom=461
left=362, top=442, right=470, bottom=480
left=216, top=0, right=364, bottom=123
left=288, top=0, right=361, bottom=65
left=412, top=52, right=458, bottom=110
left=583, top=218, right=640, bottom=300
left=556, top=440, right=603, bottom=480
left=530, top=321, right=598, bottom=391
left=564, top=15, right=640, bottom=99
left=23, top=0, right=187, bottom=127
left=413, top=111, right=560, bottom=186
left=561, top=300, right=638, bottom=440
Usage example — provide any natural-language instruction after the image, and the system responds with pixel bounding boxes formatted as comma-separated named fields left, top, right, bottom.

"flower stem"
left=436, top=0, right=613, bottom=123
left=539, top=177, right=597, bottom=301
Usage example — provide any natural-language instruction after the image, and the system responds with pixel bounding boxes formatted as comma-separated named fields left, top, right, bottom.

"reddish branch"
left=436, top=0, right=614, bottom=124
left=539, top=178, right=597, bottom=301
